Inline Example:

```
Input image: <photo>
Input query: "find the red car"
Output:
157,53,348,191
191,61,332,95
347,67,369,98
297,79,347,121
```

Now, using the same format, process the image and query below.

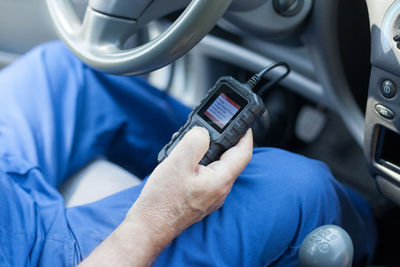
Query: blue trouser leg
67,149,376,267
0,41,376,266
0,41,188,266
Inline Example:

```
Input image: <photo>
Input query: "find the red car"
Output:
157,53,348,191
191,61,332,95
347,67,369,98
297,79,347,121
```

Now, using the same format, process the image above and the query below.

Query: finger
207,129,253,182
167,126,210,172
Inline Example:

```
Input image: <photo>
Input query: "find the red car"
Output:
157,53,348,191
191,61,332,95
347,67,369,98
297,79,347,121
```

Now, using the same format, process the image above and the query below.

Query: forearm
79,221,166,267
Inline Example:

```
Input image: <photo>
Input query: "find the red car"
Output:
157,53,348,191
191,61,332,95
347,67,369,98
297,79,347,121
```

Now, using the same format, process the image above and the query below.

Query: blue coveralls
0,41,375,266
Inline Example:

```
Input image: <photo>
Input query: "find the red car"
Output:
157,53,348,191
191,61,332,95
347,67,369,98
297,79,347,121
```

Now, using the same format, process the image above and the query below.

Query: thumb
167,127,210,172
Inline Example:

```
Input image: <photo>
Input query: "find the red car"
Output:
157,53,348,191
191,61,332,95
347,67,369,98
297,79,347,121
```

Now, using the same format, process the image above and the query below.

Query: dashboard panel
365,0,400,205
219,0,313,40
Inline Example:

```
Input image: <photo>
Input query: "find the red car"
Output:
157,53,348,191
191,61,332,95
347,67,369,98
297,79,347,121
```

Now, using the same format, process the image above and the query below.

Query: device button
234,119,246,132
224,131,237,147
200,154,213,166
381,80,397,98
208,143,221,155
241,112,254,124
375,104,394,119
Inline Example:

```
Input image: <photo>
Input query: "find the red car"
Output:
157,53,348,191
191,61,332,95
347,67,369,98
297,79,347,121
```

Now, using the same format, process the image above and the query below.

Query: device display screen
204,93,240,128
199,84,248,133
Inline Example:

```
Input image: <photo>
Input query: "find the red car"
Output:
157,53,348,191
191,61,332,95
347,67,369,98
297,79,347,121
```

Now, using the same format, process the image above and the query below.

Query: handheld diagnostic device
157,76,265,165
157,62,290,165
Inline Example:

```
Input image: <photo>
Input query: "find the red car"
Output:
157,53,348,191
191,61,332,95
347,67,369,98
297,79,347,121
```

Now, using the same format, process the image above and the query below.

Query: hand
80,127,253,267
125,127,253,250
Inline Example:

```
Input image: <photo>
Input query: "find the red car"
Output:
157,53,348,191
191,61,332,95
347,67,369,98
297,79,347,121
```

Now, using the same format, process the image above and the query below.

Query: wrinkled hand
125,127,253,249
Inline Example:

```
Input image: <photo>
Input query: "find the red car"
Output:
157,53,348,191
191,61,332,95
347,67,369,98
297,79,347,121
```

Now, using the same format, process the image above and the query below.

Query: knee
34,41,84,76
240,148,375,264
247,147,337,197
239,148,341,226
13,41,84,89
219,148,343,264
16,41,90,100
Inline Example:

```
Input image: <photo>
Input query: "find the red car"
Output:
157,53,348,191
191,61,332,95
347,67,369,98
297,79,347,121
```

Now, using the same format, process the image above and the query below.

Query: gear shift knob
299,225,353,267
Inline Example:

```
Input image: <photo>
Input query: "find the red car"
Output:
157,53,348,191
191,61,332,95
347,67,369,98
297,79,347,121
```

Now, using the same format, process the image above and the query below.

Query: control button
375,104,394,119
223,131,237,147
381,79,397,98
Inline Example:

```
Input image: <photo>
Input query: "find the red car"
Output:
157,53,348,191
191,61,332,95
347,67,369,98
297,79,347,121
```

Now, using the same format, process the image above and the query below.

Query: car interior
1,0,400,265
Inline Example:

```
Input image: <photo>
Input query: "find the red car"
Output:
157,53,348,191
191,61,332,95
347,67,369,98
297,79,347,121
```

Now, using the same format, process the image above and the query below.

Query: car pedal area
295,105,327,143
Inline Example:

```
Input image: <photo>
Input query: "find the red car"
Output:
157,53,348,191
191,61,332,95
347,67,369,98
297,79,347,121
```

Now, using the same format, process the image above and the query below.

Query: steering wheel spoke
80,8,137,51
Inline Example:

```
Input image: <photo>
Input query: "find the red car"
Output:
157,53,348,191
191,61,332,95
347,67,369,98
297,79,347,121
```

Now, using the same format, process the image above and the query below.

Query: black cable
257,63,290,97
245,62,291,97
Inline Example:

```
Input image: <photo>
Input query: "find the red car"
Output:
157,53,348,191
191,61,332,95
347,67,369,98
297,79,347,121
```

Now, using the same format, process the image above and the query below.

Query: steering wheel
46,0,235,75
